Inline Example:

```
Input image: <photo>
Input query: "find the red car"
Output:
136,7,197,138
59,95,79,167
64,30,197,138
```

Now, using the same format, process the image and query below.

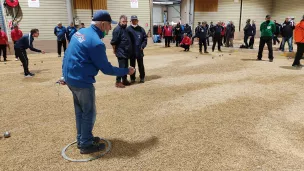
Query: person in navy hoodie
60,10,135,154
66,22,77,43
127,15,147,84
54,22,67,57
15,29,45,77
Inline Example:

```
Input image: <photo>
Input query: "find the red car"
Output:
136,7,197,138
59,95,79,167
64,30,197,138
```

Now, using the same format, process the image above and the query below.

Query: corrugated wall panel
242,0,272,36
5,0,68,40
272,0,303,24
194,0,240,31
75,0,151,38
0,4,6,33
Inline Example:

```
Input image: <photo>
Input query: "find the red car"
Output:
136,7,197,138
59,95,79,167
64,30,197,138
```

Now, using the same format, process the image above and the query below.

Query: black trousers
192,35,198,45
273,35,280,45
244,35,250,47
16,48,29,75
0,45,7,60
181,44,190,50
130,57,145,80
175,36,181,47
165,36,172,47
207,36,210,46
249,36,255,48
212,36,221,51
199,38,207,52
292,43,304,66
57,39,67,55
116,58,129,83
258,37,273,60
13,41,18,58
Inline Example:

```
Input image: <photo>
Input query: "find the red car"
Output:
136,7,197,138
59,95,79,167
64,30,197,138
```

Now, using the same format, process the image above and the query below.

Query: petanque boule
4,131,10,138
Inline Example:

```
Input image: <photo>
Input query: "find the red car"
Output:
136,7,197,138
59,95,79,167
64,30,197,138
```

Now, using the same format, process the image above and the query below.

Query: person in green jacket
257,15,276,62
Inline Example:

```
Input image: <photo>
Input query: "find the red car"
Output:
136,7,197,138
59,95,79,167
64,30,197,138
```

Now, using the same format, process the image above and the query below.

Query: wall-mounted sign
28,0,40,8
131,0,138,8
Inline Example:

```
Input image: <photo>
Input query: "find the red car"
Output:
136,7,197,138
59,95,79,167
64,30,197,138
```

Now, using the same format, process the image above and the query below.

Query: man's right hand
128,67,135,75
41,50,45,54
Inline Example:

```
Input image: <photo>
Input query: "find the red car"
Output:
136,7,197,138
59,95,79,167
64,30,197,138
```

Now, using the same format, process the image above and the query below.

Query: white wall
272,0,303,24
168,4,181,23
153,4,163,25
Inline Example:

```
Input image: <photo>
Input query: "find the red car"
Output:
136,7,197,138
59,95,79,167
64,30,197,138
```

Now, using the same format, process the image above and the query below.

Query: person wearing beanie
292,15,304,67
257,15,276,62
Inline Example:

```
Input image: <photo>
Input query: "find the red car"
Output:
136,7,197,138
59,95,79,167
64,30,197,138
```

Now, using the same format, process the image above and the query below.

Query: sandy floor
1,41,304,171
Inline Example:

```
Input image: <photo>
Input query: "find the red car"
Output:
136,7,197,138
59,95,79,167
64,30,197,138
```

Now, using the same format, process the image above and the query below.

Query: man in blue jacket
127,15,147,83
66,22,77,43
15,29,45,77
111,15,132,88
54,22,67,57
60,10,135,154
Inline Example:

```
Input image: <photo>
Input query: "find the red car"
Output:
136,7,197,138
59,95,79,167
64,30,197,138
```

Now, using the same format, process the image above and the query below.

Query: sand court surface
1,43,304,170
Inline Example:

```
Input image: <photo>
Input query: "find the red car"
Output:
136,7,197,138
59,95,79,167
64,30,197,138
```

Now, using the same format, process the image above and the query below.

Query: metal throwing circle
61,138,112,162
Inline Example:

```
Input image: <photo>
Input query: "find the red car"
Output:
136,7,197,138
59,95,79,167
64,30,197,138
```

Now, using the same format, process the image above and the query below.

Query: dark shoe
28,72,35,76
269,59,273,62
184,49,186,51
80,143,106,154
115,82,125,88
4,59,7,61
78,137,101,149
204,51,209,54
139,79,145,83
122,80,131,86
58,55,61,57
131,80,136,84
256,58,262,61
218,50,222,52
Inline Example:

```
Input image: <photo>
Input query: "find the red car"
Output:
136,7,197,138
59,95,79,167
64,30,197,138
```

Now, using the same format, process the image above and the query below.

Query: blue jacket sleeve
29,39,41,52
110,27,120,45
54,27,57,36
141,28,147,49
89,43,129,76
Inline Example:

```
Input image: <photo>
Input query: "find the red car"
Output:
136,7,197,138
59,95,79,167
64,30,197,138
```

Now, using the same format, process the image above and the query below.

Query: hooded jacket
62,25,129,88
111,24,132,59
294,20,304,43
281,21,295,38
127,25,147,59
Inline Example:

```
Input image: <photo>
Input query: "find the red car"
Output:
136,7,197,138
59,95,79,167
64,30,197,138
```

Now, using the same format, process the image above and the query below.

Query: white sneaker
25,74,33,78
15,58,19,61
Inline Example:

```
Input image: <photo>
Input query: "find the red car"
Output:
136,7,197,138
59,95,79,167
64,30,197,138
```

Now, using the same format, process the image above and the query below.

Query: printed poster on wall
28,0,40,8
130,0,138,8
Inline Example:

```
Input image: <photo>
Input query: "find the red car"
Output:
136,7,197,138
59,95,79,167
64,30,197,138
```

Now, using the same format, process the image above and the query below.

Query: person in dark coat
211,21,223,52
184,24,192,37
198,21,209,53
280,17,295,52
206,22,210,46
174,22,182,47
66,22,77,42
111,15,132,88
225,21,235,47
249,20,256,49
192,22,201,45
54,22,67,57
243,19,253,48
209,22,215,44
127,15,148,83
273,20,281,45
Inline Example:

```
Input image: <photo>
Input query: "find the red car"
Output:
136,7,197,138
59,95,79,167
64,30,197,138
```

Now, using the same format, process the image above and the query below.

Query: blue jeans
68,85,96,148
281,37,293,52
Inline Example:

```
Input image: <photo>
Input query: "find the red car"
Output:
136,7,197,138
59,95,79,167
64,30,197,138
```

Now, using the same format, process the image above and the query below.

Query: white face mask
132,24,138,28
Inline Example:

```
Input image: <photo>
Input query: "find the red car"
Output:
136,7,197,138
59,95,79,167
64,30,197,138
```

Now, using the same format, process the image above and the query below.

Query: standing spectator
111,15,132,88
163,22,173,47
249,20,256,49
66,22,77,43
127,15,148,84
221,22,226,46
54,22,67,57
11,24,23,61
184,24,192,37
174,22,182,47
257,15,276,62
243,19,253,48
211,21,223,52
0,27,8,62
225,21,235,47
180,33,191,51
280,17,295,52
192,22,201,45
292,15,304,67
206,22,210,46
198,21,209,53
273,20,281,45
209,21,215,44
79,23,85,30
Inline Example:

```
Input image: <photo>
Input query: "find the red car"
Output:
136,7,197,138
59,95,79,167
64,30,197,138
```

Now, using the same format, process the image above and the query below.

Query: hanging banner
28,0,40,8
130,0,138,8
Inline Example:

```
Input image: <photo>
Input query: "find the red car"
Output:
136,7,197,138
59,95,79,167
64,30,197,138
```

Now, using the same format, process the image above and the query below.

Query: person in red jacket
163,22,173,47
221,22,226,46
0,27,8,61
180,33,191,51
11,24,23,60
292,15,304,67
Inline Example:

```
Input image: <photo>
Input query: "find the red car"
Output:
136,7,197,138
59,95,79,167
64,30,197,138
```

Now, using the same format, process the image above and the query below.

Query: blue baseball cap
92,10,117,24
